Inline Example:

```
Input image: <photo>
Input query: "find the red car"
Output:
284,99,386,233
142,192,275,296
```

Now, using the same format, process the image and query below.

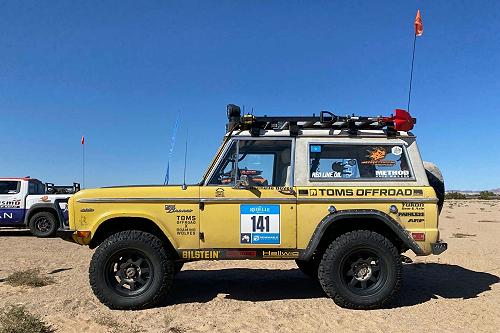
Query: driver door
200,138,296,250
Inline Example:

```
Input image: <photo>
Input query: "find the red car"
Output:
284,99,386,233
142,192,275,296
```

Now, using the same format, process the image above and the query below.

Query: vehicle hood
71,185,200,202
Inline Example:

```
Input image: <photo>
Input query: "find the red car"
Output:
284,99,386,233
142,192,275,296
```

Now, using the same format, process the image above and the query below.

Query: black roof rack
225,104,416,137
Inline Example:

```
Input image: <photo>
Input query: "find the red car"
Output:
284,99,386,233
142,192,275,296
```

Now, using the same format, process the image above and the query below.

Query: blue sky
1,1,499,190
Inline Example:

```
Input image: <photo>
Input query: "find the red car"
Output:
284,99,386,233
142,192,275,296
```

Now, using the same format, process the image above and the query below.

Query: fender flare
299,209,424,261
91,212,179,249
24,200,67,229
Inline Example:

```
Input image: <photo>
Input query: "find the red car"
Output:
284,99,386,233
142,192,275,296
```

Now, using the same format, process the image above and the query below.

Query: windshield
0,181,21,194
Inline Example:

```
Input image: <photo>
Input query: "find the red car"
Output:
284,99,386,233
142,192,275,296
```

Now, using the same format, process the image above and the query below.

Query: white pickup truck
0,177,80,237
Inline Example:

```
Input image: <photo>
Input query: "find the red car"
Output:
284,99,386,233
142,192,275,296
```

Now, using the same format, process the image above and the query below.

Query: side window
208,140,292,186
28,181,37,194
0,181,20,194
309,144,412,180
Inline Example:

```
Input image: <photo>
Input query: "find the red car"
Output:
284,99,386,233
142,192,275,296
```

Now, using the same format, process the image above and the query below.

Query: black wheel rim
104,249,154,297
339,248,386,296
35,217,51,233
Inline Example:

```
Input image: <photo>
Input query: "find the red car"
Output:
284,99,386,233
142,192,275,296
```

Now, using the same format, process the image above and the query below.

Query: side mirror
235,175,250,189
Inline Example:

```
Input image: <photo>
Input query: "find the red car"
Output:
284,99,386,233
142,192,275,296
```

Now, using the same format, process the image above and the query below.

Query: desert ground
0,200,499,333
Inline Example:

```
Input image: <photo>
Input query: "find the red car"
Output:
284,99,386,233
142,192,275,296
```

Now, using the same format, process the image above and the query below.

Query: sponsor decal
398,212,424,217
40,196,50,202
0,200,21,208
391,146,403,156
407,218,425,223
165,205,193,213
215,188,225,197
80,208,94,213
401,202,425,210
181,250,220,259
226,250,257,258
240,205,280,245
310,145,322,153
362,147,396,166
176,215,197,236
0,209,24,223
261,186,293,191
413,189,424,196
262,250,300,259
307,188,415,197
375,170,410,178
298,189,309,196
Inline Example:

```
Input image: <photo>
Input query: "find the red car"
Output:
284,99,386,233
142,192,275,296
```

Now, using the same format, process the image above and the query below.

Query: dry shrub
0,305,53,333
5,269,54,288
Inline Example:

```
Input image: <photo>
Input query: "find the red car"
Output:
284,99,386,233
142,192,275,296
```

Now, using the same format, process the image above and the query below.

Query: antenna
182,128,188,190
164,111,181,185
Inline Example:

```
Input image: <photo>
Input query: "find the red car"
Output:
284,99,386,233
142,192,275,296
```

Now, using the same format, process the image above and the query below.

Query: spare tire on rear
423,161,445,214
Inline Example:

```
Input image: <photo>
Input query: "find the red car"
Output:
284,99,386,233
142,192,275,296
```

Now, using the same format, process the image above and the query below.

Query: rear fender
299,209,424,261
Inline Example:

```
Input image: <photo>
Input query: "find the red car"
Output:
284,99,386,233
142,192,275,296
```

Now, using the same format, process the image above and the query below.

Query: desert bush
5,269,54,288
479,191,496,200
445,192,467,200
0,305,53,333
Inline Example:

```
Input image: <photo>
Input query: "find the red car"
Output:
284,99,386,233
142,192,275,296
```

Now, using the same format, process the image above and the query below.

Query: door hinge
199,232,205,241
199,202,205,210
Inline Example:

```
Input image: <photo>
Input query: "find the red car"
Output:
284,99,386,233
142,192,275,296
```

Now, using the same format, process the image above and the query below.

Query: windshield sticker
310,145,322,153
240,204,280,245
391,146,403,156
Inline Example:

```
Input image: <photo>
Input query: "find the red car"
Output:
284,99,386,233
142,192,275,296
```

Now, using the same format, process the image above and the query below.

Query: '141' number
251,215,270,232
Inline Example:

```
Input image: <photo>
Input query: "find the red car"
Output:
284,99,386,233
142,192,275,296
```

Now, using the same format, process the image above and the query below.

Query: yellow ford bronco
59,104,447,310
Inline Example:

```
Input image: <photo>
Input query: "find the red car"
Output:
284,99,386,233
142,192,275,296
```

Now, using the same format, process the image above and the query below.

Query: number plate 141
240,204,280,245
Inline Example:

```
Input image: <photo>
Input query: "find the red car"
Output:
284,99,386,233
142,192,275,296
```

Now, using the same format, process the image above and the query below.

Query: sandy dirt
0,200,499,333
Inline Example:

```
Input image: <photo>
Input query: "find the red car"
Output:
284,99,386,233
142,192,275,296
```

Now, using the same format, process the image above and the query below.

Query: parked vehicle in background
0,177,80,237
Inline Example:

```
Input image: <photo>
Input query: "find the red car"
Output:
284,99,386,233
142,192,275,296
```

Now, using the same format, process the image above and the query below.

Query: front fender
89,212,178,249
299,209,425,261
24,200,67,228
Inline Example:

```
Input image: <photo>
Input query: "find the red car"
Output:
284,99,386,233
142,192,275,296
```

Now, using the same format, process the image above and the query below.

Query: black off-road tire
29,211,58,238
89,230,174,310
174,262,184,275
318,230,402,309
295,259,320,279
423,161,445,214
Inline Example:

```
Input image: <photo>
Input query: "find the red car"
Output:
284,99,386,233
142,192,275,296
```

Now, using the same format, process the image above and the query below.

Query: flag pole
407,9,423,112
81,136,85,189
407,32,417,112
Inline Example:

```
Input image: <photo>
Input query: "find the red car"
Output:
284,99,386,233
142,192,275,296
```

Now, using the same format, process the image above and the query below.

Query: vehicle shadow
164,268,325,305
392,263,500,307
165,263,499,307
0,229,32,237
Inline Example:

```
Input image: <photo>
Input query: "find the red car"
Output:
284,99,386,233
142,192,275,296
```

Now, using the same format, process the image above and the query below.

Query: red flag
414,9,423,36
81,135,85,145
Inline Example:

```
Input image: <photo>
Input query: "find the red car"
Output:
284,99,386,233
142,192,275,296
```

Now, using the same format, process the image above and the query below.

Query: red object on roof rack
380,109,416,132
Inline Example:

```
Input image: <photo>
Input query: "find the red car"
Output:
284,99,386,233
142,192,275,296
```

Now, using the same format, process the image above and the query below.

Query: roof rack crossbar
225,104,415,137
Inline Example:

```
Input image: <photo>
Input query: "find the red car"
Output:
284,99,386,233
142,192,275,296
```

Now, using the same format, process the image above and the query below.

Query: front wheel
295,259,320,279
318,230,402,309
29,211,58,237
89,230,174,310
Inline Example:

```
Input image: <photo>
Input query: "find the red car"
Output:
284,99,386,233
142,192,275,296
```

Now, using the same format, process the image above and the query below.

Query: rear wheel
89,230,174,310
29,211,58,237
318,230,402,309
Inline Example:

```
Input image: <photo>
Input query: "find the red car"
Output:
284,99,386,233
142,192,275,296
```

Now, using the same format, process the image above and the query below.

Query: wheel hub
37,218,50,232
125,266,137,278
353,263,372,281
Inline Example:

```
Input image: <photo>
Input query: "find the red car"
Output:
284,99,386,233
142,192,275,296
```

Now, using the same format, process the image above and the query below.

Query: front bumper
431,241,448,255
56,229,76,243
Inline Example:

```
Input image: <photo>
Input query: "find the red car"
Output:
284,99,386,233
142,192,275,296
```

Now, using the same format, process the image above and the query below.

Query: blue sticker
310,145,322,153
